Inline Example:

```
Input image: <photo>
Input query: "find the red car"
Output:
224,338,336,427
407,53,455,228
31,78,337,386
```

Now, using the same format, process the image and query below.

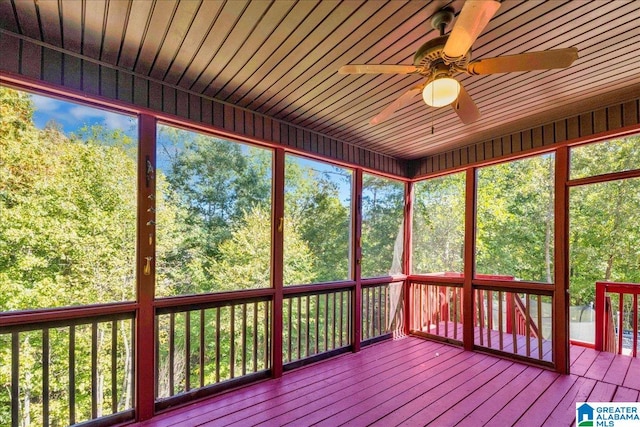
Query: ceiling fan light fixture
422,77,460,107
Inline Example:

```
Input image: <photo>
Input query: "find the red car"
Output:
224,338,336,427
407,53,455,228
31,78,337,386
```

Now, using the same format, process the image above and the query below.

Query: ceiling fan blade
443,0,500,61
452,83,480,124
370,82,426,125
338,64,418,74
467,47,579,74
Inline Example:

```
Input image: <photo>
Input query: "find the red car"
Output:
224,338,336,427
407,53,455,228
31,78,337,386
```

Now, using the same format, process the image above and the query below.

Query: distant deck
134,337,640,426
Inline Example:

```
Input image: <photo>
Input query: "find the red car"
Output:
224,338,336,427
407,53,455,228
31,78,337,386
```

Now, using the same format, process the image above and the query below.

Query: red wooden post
403,181,414,335
271,149,285,377
554,146,570,374
136,114,156,421
463,168,476,351
594,283,605,351
352,169,363,351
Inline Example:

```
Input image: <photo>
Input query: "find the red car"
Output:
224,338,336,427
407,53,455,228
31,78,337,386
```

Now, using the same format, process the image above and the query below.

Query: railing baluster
498,291,504,350
242,303,247,376
91,321,98,419
265,301,271,369
487,291,492,348
287,297,292,362
43,328,50,427
305,296,310,357
537,295,543,360
511,293,517,354
215,308,220,383
436,286,441,337
111,319,120,414
230,305,235,379
453,286,459,340
378,286,383,336
11,331,19,427
339,292,344,347
200,309,205,388
324,293,329,351
69,325,76,426
185,311,191,391
295,297,300,360
332,292,337,349
253,302,258,372
315,294,320,354
618,293,624,355
477,291,484,346
525,294,531,357
169,313,175,395
633,294,638,357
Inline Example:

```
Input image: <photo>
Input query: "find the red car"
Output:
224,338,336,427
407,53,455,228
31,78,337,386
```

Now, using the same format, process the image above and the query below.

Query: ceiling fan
338,0,579,126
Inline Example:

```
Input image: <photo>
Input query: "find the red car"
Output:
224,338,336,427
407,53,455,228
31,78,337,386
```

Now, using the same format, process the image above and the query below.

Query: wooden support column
136,114,156,421
554,146,570,373
463,168,477,351
271,148,285,377
403,181,414,335
352,169,363,352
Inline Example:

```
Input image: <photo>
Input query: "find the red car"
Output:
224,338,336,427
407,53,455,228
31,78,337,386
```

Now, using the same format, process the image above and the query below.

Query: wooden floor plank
542,376,596,426
396,360,517,426
228,341,457,426
365,355,501,427
622,356,640,390
288,348,480,426
570,346,599,376
423,361,529,426
485,369,559,426
584,350,616,381
604,352,633,385
587,381,617,402
457,365,545,426
130,338,640,427
200,339,442,426
613,386,640,401
144,337,426,426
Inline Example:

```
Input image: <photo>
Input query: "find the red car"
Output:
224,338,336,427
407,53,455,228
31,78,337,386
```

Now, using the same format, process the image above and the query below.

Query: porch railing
0,304,136,427
475,288,552,363
595,281,640,357
154,294,272,411
361,281,405,343
409,280,463,344
282,287,351,367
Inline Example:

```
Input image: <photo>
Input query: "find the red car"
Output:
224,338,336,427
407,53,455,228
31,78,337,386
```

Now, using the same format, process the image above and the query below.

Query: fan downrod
430,7,454,36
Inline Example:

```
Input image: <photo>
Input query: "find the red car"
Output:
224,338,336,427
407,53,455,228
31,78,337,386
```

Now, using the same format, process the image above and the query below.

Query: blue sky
30,93,137,136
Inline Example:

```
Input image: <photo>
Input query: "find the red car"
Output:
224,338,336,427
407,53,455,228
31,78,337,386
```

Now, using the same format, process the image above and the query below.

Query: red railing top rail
596,281,640,294
595,281,640,355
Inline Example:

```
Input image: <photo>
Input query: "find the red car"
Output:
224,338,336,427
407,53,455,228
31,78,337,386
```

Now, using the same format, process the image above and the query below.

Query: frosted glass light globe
422,77,461,107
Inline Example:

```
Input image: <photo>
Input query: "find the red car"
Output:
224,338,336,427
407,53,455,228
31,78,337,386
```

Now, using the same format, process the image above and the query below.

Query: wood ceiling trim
133,0,179,76
231,0,367,110
0,0,19,33
35,0,61,47
211,0,320,103
117,0,153,70
206,0,297,99
13,0,40,41
100,0,130,64
274,4,437,124
257,0,417,116
191,0,272,96
147,0,202,81
60,0,82,53
222,0,340,106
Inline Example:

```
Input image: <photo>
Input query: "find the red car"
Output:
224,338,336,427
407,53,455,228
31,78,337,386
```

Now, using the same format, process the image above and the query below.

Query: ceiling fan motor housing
413,35,470,76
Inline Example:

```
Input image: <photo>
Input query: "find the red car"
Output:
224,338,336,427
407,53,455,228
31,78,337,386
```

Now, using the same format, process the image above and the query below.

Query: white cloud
29,93,136,136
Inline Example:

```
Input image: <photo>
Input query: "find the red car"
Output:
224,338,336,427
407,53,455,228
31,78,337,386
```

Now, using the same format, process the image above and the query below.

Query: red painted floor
133,337,640,426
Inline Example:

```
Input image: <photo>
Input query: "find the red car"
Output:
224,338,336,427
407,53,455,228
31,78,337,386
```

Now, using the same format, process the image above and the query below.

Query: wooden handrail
595,281,640,357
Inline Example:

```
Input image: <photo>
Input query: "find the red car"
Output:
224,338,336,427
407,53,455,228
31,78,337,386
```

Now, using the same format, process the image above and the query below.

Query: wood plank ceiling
1,0,639,160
